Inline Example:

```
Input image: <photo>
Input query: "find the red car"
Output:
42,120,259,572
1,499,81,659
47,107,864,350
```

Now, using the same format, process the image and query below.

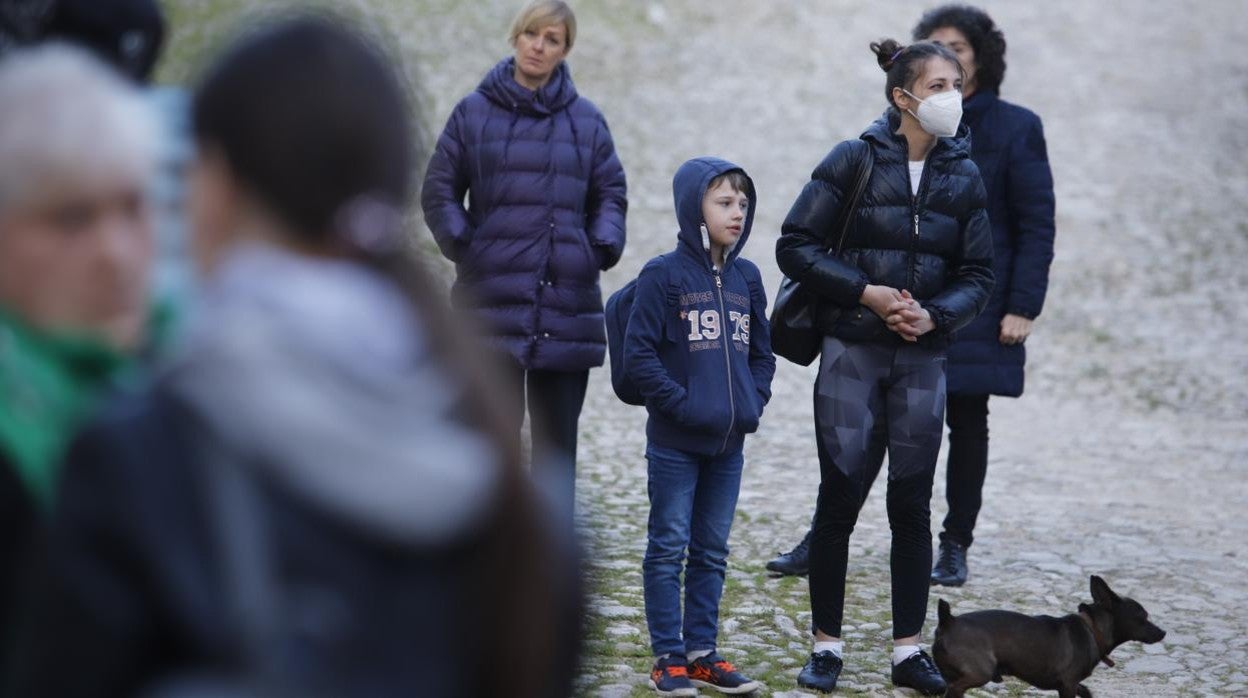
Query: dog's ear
1091,575,1120,606
938,598,953,627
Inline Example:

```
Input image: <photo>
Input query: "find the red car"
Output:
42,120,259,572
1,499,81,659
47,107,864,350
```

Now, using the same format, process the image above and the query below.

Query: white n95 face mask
904,89,962,137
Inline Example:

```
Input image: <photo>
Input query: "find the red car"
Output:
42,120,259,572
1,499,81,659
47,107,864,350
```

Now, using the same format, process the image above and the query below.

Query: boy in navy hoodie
624,158,776,696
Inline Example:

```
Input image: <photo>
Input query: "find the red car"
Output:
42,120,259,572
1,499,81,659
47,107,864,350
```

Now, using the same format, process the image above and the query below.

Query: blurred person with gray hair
0,42,165,654
0,0,189,297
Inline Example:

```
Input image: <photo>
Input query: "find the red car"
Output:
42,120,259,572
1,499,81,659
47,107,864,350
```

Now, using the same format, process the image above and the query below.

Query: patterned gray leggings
808,336,946,639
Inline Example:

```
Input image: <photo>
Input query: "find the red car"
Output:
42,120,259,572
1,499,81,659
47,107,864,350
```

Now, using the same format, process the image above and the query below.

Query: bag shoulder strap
739,259,765,303
656,252,681,306
832,140,875,254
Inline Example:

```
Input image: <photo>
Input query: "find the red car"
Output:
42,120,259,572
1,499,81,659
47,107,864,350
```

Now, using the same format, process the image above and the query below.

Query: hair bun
870,38,905,72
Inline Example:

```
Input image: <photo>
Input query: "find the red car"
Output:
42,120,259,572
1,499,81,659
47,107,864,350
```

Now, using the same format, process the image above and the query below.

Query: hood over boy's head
671,156,756,263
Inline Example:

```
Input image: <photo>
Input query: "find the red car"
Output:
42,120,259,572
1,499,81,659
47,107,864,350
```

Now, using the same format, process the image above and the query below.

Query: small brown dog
933,575,1165,698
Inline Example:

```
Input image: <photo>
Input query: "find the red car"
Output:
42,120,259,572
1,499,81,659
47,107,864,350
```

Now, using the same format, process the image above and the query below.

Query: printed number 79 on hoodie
686,310,750,344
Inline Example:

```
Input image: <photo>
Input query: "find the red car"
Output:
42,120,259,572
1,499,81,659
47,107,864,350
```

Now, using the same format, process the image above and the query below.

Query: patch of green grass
158,0,277,85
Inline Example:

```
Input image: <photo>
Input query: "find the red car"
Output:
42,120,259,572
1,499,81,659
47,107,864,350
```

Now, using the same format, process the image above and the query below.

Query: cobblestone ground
576,375,1247,697
164,1,1248,695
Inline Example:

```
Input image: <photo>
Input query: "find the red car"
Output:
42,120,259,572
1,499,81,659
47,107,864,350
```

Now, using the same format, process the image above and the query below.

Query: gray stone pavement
574,365,1247,696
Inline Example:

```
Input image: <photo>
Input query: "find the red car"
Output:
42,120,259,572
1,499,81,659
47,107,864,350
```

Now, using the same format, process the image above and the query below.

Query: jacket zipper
908,151,935,292
910,212,919,291
713,269,736,454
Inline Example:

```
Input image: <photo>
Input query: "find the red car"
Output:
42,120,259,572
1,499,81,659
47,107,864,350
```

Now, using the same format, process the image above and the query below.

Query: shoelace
937,544,965,571
811,652,839,672
706,659,738,676
661,665,690,678
910,652,940,674
691,656,736,676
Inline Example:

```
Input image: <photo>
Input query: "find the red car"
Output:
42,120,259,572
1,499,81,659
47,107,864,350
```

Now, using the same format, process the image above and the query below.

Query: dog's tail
937,598,954,628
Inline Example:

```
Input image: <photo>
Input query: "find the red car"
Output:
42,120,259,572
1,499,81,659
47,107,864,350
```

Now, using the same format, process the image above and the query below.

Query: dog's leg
943,677,981,698
1076,683,1092,698
1057,684,1081,698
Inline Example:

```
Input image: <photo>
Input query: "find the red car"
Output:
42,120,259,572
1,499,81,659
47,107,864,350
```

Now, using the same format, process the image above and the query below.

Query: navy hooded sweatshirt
623,158,775,457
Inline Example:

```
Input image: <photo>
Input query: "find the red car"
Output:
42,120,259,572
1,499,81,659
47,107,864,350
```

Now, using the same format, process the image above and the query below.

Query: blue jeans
642,443,744,657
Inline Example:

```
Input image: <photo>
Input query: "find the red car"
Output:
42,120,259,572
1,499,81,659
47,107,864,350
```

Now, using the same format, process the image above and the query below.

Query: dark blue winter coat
421,58,627,371
777,109,994,348
946,91,1055,397
623,158,776,457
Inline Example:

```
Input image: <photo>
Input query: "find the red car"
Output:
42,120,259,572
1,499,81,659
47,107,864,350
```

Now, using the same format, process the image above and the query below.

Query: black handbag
770,143,875,365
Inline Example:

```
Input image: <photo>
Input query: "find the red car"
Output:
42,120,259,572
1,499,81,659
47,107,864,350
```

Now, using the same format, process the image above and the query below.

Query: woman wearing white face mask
776,38,994,695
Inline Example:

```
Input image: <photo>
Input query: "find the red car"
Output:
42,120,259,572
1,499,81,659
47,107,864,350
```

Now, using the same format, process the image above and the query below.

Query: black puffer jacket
777,109,994,348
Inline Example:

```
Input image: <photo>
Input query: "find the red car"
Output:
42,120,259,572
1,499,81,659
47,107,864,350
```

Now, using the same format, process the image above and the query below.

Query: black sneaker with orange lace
687,651,761,694
649,655,697,697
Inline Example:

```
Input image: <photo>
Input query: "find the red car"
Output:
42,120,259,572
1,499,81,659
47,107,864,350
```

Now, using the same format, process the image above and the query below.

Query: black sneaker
891,650,946,695
796,650,842,693
765,528,811,576
688,652,760,694
930,540,968,587
649,655,697,697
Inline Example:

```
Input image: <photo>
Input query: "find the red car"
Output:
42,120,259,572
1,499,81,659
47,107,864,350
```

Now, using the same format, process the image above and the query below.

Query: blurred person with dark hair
421,0,628,520
0,43,162,654
913,4,1056,588
5,16,577,698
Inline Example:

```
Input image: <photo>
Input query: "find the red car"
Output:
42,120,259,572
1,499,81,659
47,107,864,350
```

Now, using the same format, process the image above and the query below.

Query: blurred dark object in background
0,0,55,52
0,0,163,81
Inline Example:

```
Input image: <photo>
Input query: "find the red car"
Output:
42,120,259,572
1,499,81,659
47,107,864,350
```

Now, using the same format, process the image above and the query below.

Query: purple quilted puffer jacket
421,57,627,370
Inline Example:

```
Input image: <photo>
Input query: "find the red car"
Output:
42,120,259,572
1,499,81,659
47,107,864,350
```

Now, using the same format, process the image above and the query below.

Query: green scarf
0,309,151,511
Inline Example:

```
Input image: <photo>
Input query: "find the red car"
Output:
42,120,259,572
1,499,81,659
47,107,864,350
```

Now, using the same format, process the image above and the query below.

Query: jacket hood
477,57,578,116
671,157,757,269
862,107,972,162
165,242,500,547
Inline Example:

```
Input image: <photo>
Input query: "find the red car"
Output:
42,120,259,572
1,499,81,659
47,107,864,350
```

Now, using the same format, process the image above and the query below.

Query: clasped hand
861,285,934,342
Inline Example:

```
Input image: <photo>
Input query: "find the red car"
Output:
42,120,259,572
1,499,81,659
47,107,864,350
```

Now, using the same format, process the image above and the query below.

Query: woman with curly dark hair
914,5,1056,588
913,4,1007,96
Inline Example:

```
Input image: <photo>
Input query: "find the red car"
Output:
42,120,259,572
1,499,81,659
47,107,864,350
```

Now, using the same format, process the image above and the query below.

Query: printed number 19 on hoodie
686,310,750,343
